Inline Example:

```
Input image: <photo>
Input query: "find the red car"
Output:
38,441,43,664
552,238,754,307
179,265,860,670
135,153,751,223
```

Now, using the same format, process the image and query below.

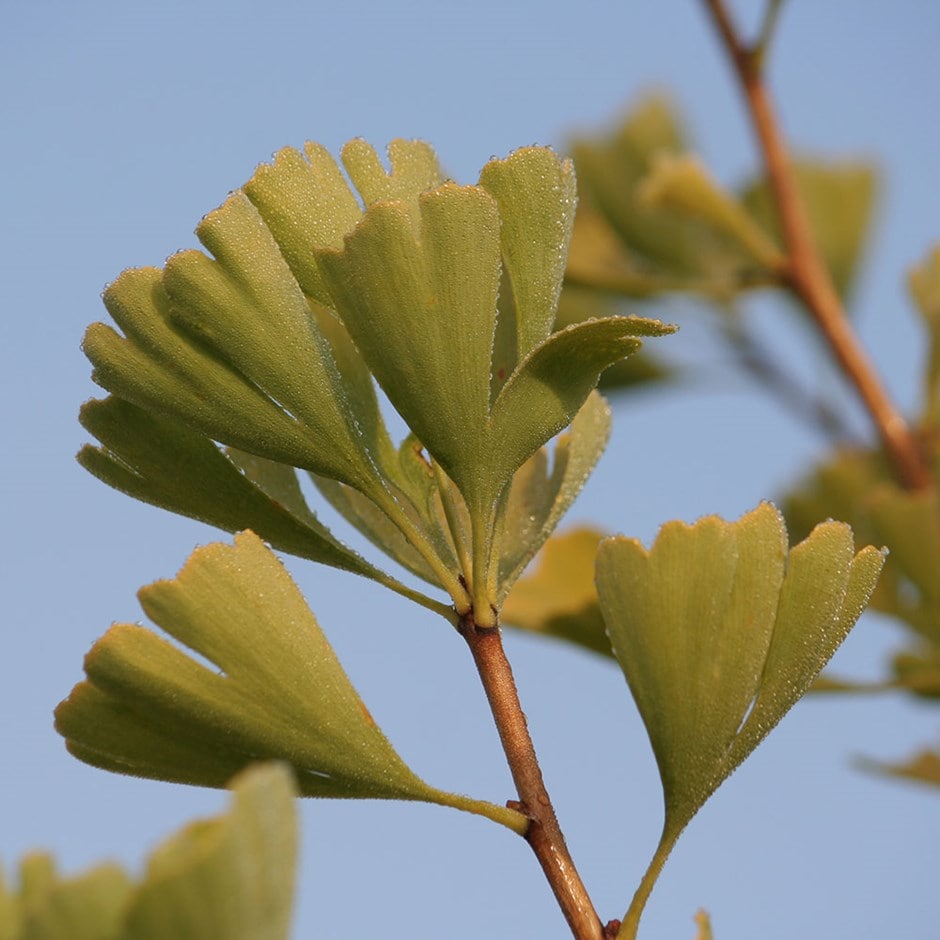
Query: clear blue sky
2,1,938,937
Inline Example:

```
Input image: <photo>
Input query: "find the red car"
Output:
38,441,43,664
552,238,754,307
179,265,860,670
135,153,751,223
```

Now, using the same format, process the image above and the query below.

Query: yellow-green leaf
13,858,131,940
639,154,783,272
859,749,940,789
741,159,878,299
78,397,390,583
479,147,577,362
1,765,299,940
315,184,502,502
496,392,611,602
502,526,610,656
597,504,884,936
55,533,524,833
909,245,940,423
122,763,296,940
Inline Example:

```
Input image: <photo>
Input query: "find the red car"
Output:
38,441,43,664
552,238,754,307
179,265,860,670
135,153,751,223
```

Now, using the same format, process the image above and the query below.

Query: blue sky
2,1,938,937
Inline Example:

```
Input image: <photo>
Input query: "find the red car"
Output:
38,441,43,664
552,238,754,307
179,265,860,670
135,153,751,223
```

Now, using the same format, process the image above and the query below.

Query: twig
459,613,603,940
721,310,862,444
702,0,932,490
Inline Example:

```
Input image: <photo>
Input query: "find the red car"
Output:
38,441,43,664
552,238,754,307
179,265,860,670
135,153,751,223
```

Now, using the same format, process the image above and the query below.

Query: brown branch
459,613,603,940
702,0,932,490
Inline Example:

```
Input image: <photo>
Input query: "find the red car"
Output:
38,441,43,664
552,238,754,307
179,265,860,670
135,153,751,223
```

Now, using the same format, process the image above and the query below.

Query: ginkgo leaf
597,504,884,938
122,763,297,940
501,526,610,657
315,147,673,622
242,139,445,307
85,214,383,495
496,392,611,602
83,136,669,626
858,749,940,789
639,154,783,272
485,316,672,500
741,159,878,299
1,765,298,940
55,532,525,833
3,855,132,940
908,245,940,422
570,96,746,287
479,147,577,362
78,396,385,581
342,138,446,220
312,472,452,586
315,184,502,502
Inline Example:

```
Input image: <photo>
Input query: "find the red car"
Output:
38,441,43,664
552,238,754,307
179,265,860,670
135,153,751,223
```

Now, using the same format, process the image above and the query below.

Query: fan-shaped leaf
597,504,884,936
122,763,296,940
78,397,386,582
639,154,783,271
741,159,878,299
501,527,610,656
55,533,524,833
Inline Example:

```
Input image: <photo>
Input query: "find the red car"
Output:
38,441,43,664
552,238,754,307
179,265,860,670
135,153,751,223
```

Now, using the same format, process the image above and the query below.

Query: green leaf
241,144,363,305
554,284,674,393
858,749,940,789
741,158,878,298
315,184,502,502
486,317,672,501
1,765,299,940
908,245,940,422
312,470,454,586
342,138,446,220
86,225,381,494
314,147,672,621
84,270,330,473
496,392,611,602
55,533,525,833
77,396,388,582
597,504,884,936
570,96,749,289
479,147,577,362
12,857,131,940
122,763,296,940
501,526,610,656
638,154,783,272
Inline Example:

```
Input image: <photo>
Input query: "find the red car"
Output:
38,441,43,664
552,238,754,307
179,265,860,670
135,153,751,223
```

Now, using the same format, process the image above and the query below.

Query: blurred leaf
908,246,940,423
741,159,878,298
502,526,611,657
8,856,131,940
859,749,940,790
598,504,883,935
694,910,714,940
890,650,940,698
1,765,298,940
782,447,902,613
56,533,525,833
570,96,757,292
639,154,783,272
122,763,296,940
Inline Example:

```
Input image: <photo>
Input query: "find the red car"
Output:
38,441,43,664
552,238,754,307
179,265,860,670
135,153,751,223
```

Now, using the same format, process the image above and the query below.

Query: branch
459,613,604,940
702,0,932,490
